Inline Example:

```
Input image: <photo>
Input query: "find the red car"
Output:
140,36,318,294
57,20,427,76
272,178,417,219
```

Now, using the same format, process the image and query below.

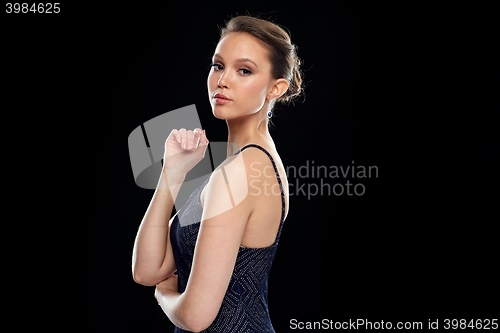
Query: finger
199,129,209,146
170,129,181,144
193,128,202,149
186,130,194,150
179,128,187,149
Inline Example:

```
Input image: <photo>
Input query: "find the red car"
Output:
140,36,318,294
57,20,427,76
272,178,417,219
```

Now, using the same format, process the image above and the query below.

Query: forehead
214,32,270,66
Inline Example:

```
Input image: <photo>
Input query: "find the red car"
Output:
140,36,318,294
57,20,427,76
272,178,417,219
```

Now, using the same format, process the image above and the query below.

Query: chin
212,103,229,119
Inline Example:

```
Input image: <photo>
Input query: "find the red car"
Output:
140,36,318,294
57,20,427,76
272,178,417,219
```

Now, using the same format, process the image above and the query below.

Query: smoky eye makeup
208,62,253,75
208,63,223,70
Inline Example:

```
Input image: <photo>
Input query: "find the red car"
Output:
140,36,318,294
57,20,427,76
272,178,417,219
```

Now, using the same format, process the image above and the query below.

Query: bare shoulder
202,153,253,222
237,147,271,178
214,143,277,181
200,141,288,221
241,142,289,221
239,142,286,178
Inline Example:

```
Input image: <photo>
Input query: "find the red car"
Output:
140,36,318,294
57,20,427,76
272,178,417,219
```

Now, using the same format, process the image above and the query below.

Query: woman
132,15,305,332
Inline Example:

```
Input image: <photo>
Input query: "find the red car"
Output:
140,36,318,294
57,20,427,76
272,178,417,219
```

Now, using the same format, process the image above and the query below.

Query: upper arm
180,153,254,330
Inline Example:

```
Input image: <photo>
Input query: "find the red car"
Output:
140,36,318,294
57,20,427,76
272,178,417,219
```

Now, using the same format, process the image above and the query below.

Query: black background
2,1,498,331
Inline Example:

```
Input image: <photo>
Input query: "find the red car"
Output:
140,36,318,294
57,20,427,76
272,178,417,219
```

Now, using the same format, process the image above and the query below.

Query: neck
226,112,271,157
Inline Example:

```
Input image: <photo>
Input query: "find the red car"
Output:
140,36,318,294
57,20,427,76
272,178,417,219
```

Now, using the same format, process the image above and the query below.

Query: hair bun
277,49,305,105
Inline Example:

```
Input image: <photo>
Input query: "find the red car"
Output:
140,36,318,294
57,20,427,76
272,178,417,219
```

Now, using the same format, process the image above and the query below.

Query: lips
214,93,231,100
213,93,232,105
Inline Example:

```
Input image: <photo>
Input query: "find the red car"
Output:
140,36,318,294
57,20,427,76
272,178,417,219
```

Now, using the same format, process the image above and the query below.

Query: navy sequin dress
170,144,286,332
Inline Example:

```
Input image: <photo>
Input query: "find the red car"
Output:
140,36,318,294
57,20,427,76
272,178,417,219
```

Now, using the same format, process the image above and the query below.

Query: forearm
132,169,185,282
157,290,192,331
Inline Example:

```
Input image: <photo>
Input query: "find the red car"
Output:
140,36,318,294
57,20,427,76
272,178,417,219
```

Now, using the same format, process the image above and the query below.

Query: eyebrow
213,53,259,68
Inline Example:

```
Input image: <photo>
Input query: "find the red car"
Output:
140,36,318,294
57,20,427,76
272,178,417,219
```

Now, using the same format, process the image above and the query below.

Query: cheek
235,79,268,113
207,72,217,89
241,79,268,100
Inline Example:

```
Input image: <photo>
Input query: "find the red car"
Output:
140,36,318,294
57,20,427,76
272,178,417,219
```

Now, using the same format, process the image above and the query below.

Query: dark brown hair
219,15,305,106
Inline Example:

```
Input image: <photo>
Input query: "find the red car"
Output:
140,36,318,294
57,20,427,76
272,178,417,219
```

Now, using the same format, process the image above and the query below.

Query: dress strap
234,144,286,245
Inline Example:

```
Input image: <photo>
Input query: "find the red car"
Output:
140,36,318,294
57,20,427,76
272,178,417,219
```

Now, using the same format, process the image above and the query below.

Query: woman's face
207,32,276,120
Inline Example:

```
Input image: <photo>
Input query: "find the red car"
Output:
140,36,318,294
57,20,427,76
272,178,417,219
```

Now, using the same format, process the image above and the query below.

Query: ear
267,78,289,101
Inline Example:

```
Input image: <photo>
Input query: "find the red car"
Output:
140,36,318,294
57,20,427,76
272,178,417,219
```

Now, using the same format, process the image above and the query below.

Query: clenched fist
163,128,209,174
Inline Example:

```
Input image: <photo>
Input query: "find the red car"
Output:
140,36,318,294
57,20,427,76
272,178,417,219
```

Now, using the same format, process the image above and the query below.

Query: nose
217,70,229,89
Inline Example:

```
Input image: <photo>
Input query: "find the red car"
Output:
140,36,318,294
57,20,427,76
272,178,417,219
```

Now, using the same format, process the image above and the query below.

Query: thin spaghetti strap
235,144,286,244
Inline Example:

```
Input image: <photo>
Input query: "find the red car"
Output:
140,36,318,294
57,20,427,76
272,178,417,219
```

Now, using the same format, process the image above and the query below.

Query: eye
239,68,252,75
209,63,223,71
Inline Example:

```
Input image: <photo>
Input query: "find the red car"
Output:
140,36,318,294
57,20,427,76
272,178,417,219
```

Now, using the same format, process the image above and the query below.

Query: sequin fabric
170,144,286,332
